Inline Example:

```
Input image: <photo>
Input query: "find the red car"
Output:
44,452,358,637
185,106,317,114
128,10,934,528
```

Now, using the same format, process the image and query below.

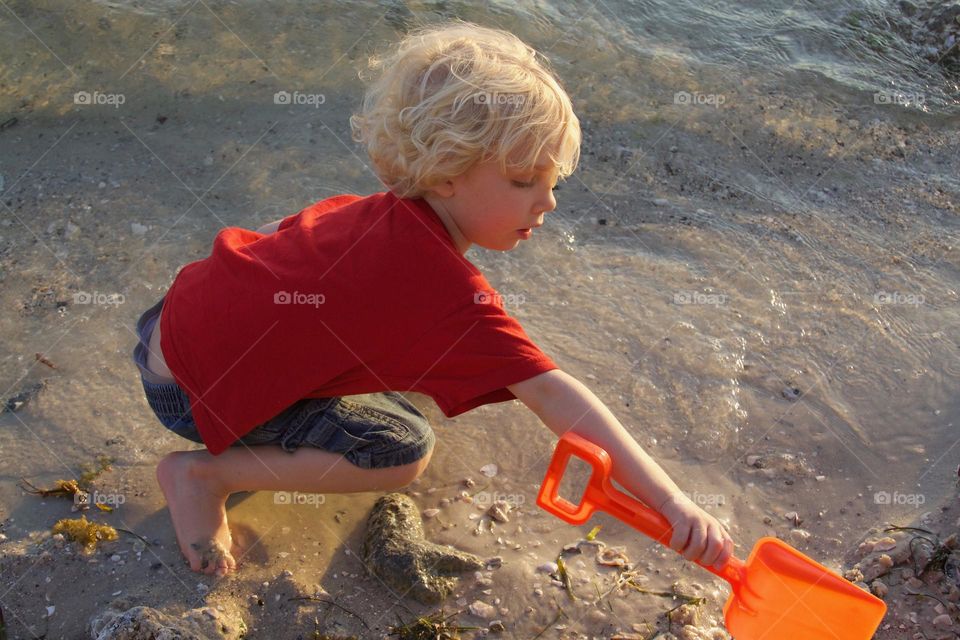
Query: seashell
932,614,953,627
487,500,511,523
596,546,630,568
870,580,888,598
872,536,897,552
422,508,441,518
480,464,498,477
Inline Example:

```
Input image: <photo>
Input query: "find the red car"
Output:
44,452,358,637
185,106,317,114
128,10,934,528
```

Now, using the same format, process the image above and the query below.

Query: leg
155,444,432,576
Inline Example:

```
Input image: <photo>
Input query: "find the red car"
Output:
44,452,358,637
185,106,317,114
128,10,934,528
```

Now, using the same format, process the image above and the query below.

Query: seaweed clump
388,610,478,640
52,515,118,551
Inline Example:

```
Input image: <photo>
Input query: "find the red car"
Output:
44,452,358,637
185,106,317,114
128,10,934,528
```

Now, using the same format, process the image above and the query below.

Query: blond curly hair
350,21,581,198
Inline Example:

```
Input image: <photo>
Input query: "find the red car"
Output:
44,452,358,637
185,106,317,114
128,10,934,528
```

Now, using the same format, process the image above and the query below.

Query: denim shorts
131,296,435,469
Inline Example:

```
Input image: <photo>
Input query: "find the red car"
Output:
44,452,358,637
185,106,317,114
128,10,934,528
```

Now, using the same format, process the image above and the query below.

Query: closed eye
511,180,535,188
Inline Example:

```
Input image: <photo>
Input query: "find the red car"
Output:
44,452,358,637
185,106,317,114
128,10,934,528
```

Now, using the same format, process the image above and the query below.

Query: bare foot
156,451,238,576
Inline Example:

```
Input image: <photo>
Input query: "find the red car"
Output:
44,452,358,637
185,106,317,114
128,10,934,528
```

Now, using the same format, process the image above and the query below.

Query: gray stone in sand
362,493,483,604
88,597,244,640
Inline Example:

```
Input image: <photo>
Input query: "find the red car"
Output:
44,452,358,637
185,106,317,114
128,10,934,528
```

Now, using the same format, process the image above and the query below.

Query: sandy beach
1,1,959,638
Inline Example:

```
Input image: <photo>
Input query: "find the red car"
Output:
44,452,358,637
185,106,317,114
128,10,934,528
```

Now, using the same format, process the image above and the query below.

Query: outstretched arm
508,369,733,569
255,219,283,235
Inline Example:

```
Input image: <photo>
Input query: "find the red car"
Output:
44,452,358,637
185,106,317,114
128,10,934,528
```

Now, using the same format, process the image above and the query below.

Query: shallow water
1,1,958,638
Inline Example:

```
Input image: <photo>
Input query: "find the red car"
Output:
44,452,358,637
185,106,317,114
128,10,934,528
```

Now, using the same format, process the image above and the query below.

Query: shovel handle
537,432,744,586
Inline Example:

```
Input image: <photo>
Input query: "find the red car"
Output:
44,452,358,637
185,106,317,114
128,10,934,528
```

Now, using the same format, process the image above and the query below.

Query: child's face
424,154,559,254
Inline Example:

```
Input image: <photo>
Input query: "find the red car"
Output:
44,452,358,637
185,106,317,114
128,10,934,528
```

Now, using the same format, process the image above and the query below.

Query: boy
131,22,733,577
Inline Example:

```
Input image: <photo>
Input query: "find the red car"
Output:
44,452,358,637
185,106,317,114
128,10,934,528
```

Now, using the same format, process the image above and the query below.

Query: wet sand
2,1,959,638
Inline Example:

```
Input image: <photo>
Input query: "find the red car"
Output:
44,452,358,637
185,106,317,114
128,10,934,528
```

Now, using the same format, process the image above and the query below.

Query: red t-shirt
159,191,558,454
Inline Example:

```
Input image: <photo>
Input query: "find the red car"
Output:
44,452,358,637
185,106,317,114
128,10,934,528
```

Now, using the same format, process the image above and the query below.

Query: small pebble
468,600,497,619
480,464,498,478
537,562,558,574
423,508,441,518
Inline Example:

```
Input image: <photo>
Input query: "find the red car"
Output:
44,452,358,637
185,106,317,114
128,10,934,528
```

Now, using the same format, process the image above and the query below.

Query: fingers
698,523,728,567
669,522,690,555
671,521,734,568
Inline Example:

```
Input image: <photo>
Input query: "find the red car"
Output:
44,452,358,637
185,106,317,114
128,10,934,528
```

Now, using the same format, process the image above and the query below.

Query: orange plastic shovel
537,432,886,639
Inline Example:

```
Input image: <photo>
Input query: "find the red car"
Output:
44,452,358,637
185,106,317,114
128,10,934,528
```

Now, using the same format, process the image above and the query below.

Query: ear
425,178,455,198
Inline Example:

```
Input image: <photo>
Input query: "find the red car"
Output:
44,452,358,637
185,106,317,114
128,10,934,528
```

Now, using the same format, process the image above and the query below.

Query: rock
536,562,558,574
88,598,244,639
362,493,483,604
781,387,802,401
468,600,497,619
130,222,149,235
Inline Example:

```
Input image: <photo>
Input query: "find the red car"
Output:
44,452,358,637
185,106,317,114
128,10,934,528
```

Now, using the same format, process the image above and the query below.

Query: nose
539,186,557,215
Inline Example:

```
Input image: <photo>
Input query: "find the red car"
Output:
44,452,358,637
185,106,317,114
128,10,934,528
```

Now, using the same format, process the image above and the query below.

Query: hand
658,493,734,570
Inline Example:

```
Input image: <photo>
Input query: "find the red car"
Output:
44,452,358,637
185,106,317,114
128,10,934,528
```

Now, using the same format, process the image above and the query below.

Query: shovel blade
724,537,885,640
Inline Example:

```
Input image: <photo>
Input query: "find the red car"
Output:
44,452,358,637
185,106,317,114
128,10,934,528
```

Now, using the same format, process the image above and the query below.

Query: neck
422,194,471,256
